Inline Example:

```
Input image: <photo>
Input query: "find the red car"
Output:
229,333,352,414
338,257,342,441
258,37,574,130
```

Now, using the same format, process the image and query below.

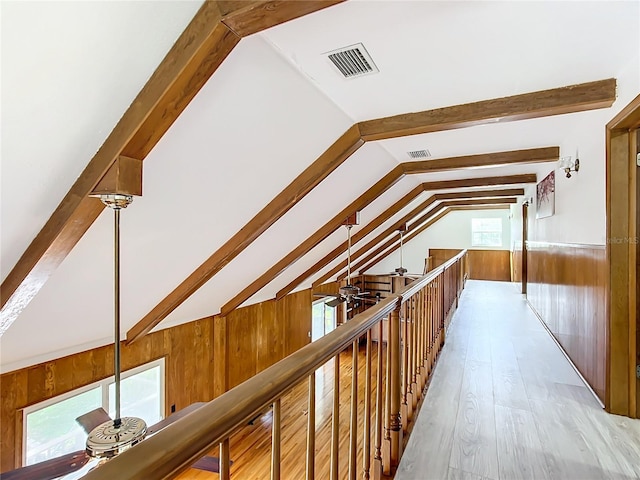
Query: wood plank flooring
397,280,640,480
176,342,386,480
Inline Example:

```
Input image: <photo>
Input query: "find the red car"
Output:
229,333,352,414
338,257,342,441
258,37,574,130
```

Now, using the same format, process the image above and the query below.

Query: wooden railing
83,250,468,480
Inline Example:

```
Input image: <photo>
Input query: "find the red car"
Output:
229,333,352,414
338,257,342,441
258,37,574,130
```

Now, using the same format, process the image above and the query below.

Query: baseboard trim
525,298,605,409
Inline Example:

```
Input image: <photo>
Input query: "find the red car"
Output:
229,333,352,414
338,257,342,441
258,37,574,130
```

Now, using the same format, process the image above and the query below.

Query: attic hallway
174,280,640,480
397,281,640,480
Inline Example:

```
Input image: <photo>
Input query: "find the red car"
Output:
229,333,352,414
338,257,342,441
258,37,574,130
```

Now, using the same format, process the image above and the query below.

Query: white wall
515,58,640,246
367,209,511,275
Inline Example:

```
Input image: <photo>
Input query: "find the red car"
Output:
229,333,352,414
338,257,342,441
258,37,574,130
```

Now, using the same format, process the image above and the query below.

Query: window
311,299,337,341
471,218,503,247
23,358,164,466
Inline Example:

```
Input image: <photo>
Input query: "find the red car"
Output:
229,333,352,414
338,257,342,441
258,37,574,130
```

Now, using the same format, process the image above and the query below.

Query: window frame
471,217,503,248
22,357,165,465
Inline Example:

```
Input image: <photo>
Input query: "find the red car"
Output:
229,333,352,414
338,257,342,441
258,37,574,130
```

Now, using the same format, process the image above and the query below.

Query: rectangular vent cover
326,43,379,78
407,149,431,159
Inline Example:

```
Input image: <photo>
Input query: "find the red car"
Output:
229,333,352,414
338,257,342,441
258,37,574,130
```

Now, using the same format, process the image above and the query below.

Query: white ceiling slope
0,0,204,280
2,1,639,371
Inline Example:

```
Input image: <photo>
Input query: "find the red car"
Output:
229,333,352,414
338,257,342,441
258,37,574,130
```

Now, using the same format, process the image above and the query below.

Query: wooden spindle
410,294,418,411
219,439,230,480
389,307,402,467
418,289,426,390
373,321,384,479
363,330,372,479
271,399,281,480
307,372,315,480
383,313,392,475
401,302,409,430
331,354,340,480
349,340,358,480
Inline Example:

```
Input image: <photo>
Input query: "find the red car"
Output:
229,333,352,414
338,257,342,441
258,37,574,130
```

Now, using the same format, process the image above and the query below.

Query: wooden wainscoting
430,249,511,281
0,319,215,471
526,241,607,403
512,248,522,283
0,290,311,473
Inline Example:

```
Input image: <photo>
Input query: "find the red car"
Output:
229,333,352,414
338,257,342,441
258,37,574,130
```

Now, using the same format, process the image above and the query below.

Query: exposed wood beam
325,193,520,285
356,202,515,275
186,158,539,316
128,125,364,342
275,184,424,300
355,208,453,277
218,165,404,316
219,1,345,37
278,174,536,299
421,173,537,191
403,147,558,174
358,79,617,141
1,0,344,334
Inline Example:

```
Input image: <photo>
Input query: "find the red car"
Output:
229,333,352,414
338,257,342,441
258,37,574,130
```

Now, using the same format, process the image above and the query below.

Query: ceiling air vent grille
407,149,431,159
326,43,379,78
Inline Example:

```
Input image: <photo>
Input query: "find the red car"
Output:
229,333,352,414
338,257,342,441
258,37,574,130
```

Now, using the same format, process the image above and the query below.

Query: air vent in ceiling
325,43,379,79
407,149,431,159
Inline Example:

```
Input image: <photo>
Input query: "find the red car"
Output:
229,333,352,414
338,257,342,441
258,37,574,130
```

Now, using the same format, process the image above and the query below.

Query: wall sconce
558,156,580,178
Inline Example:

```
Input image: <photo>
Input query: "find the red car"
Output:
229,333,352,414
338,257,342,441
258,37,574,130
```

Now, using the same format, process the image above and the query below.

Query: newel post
387,305,403,468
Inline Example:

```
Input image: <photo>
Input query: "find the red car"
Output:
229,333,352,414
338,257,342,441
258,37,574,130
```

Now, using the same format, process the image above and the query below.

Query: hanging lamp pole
395,228,408,276
102,194,132,425
346,224,353,285
86,193,147,459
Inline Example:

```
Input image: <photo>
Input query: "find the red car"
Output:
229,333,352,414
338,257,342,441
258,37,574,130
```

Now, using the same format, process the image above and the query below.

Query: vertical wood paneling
527,242,607,402
279,289,312,356
430,249,511,281
1,314,216,472
1,287,314,473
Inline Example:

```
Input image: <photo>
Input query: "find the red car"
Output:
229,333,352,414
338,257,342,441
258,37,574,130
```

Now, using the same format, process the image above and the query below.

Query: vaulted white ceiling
1,0,638,371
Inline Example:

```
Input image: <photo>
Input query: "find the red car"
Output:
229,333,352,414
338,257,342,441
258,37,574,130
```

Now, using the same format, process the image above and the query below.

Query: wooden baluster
429,283,435,373
373,321,384,480
401,302,409,431
389,307,402,467
422,287,427,386
411,294,418,410
307,372,315,480
271,399,281,480
349,340,358,480
383,314,392,475
441,274,445,348
419,291,424,391
219,439,230,480
363,330,372,479
331,354,340,480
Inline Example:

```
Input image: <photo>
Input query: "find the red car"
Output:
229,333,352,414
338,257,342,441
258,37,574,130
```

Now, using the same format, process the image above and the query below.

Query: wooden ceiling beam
358,78,616,141
403,147,558,174
275,184,424,300
324,193,519,285
218,165,404,316
421,173,537,191
1,0,344,335
219,1,345,37
356,201,515,275
277,174,534,298
355,207,452,276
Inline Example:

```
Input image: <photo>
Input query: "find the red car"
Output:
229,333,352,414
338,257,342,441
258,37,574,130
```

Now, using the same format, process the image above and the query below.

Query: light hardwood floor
397,280,640,480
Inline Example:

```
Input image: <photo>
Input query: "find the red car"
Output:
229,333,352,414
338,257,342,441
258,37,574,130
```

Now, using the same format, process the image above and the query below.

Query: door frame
522,201,529,295
606,93,640,417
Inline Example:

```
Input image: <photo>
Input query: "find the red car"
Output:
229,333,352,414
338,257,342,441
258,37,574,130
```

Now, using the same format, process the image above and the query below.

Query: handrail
84,294,401,480
83,249,468,480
